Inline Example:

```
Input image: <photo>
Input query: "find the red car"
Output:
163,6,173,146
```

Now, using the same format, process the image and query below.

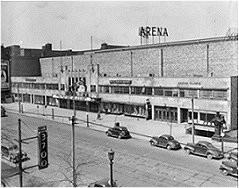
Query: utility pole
18,84,21,113
71,56,77,187
192,98,195,143
18,119,23,187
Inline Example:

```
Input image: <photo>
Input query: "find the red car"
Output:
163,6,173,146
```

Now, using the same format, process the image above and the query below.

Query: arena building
11,36,238,136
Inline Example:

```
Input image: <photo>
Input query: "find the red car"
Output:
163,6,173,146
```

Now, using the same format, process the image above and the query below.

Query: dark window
46,84,58,90
145,87,152,95
165,90,172,97
180,90,185,97
111,86,129,94
182,89,198,98
131,87,143,95
213,90,227,100
68,77,71,86
60,84,65,90
90,85,96,92
154,88,164,96
172,90,178,97
200,90,213,99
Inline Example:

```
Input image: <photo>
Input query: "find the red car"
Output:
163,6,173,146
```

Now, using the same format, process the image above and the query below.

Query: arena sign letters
139,26,169,38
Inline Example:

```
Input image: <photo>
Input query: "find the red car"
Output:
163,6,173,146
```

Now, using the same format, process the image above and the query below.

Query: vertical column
161,49,164,77
151,105,155,120
206,44,209,77
96,64,100,98
130,51,133,77
177,107,181,123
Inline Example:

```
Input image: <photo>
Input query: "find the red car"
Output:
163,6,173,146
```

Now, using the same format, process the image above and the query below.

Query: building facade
11,36,238,134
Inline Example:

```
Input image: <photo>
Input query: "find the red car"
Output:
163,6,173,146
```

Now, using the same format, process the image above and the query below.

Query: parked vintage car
1,144,30,164
149,134,181,150
88,178,118,187
184,141,224,160
106,126,131,139
224,148,238,162
1,106,6,117
219,160,238,177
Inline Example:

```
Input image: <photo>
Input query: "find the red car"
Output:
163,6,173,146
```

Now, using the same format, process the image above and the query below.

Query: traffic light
38,126,48,170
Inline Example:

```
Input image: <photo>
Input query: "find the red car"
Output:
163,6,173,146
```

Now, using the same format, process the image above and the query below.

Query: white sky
1,1,238,51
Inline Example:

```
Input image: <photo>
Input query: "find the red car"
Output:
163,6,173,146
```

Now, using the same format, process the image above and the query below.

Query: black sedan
219,160,238,177
149,134,181,150
106,126,131,139
184,141,224,160
224,148,238,162
88,178,118,187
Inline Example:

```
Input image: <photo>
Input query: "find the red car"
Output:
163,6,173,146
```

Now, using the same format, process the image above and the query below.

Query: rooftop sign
139,26,169,38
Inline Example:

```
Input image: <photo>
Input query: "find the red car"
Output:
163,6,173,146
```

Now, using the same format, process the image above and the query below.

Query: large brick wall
11,56,41,77
40,37,238,78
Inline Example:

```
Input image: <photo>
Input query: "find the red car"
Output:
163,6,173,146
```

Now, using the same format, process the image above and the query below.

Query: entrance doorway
180,108,188,123
154,106,177,123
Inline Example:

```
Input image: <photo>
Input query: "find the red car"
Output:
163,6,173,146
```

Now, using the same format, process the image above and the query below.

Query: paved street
1,111,238,187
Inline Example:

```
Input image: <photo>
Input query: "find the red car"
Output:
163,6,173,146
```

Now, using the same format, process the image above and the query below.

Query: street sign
38,126,48,170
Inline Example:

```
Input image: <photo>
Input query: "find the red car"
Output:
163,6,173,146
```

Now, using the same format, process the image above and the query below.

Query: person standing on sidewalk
97,111,101,120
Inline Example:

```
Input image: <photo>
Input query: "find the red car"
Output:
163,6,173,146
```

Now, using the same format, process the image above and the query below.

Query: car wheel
166,145,172,150
118,135,122,139
150,141,155,146
207,154,213,160
185,149,191,155
221,169,228,176
106,132,110,136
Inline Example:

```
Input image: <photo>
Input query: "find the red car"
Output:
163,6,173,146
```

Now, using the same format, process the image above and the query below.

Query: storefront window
47,96,58,106
34,95,45,105
99,85,109,93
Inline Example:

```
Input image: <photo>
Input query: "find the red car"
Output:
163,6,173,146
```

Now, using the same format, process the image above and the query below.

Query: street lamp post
85,97,91,127
108,149,115,187
191,98,195,143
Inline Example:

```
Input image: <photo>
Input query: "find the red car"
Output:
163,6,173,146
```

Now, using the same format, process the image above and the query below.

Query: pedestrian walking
97,111,101,120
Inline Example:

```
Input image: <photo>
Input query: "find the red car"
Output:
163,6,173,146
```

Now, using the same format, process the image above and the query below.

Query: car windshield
167,136,174,140
120,127,128,131
231,148,238,154
204,143,216,149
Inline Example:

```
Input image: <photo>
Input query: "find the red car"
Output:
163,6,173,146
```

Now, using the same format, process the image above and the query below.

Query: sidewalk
3,102,238,152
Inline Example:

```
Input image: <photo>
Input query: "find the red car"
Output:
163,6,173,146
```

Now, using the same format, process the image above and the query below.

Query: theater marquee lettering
177,82,201,87
109,80,132,84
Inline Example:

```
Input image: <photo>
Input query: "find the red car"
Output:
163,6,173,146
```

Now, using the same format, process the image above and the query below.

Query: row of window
99,85,227,100
12,82,61,90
